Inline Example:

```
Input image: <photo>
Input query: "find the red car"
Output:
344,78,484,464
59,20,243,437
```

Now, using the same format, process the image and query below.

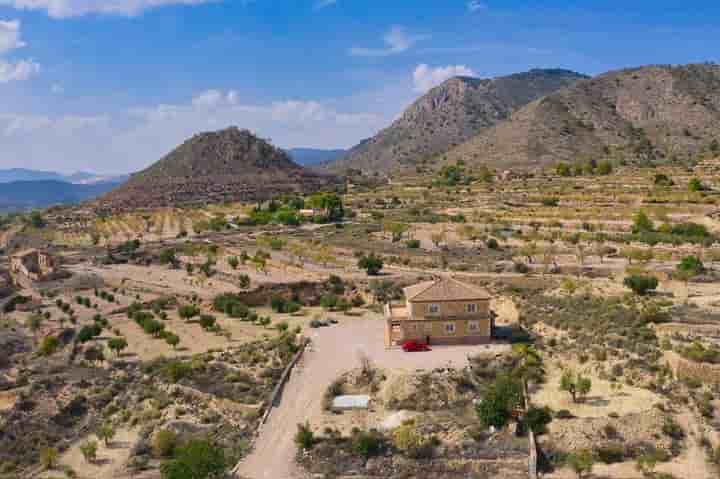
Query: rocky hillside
326,69,587,174
445,63,720,170
98,127,338,210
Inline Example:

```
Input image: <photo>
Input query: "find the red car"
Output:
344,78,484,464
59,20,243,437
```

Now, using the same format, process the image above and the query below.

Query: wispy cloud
348,26,428,57
0,0,218,18
412,64,476,92
466,1,487,12
314,0,336,9
0,19,40,83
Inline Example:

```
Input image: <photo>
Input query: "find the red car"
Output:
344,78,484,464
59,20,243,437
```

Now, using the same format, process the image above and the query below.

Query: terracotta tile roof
403,276,490,302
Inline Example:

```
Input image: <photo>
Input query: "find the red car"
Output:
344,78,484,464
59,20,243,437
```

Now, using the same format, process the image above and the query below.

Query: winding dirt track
235,318,507,479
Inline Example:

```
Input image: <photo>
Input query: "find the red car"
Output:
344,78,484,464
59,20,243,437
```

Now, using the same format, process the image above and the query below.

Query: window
466,303,477,313
468,321,480,333
428,304,440,315
424,322,433,333
445,322,456,334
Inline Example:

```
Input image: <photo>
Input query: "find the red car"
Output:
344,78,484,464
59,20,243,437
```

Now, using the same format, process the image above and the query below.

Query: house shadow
583,396,611,407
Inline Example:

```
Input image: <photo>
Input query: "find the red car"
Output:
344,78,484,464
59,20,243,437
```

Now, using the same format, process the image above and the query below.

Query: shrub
39,447,59,470
199,315,216,331
160,438,227,479
178,305,200,320
405,239,421,249
294,422,315,451
80,440,98,463
522,406,552,434
352,430,384,458
162,360,193,383
38,336,60,356
623,274,658,296
486,238,499,249
392,420,434,459
566,449,594,478
152,429,178,458
358,253,384,276
596,443,626,464
541,197,560,207
476,374,523,429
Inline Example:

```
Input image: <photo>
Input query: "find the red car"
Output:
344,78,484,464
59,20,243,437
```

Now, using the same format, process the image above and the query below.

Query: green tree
522,406,553,434
632,211,654,234
160,438,227,479
556,162,571,177
358,253,384,276
152,429,178,458
97,423,116,446
80,440,98,463
165,332,180,350
159,248,177,265
559,370,592,403
677,255,704,277
596,160,613,175
238,274,251,289
476,374,523,429
624,274,659,296
227,256,239,270
108,337,128,357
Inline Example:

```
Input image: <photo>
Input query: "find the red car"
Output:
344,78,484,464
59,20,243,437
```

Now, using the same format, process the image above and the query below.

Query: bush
352,430,384,458
39,447,59,470
199,315,216,331
486,238,499,249
522,406,552,434
596,444,626,464
162,360,193,383
152,429,178,458
541,197,560,207
476,374,523,429
80,440,98,463
77,324,101,343
358,253,384,276
38,336,60,356
405,239,421,249
392,420,434,459
178,304,200,320
160,438,227,479
294,422,315,451
623,274,658,296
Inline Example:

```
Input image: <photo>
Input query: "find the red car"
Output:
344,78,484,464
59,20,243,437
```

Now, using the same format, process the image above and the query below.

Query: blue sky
0,0,719,173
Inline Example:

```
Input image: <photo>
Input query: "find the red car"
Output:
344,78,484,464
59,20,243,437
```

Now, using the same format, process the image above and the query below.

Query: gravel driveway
235,317,508,479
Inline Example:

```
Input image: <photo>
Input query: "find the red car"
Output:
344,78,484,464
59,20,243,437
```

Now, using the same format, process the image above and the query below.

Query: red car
402,340,431,352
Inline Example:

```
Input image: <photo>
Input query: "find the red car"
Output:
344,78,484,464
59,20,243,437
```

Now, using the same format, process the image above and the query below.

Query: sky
0,0,719,174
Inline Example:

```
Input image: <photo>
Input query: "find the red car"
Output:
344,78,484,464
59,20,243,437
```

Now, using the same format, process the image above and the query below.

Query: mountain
0,180,121,212
98,127,339,210
444,63,720,170
0,169,128,185
287,148,347,166
326,68,588,174
0,168,65,183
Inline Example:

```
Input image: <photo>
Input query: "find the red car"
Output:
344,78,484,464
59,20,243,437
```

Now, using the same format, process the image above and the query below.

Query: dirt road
235,318,507,479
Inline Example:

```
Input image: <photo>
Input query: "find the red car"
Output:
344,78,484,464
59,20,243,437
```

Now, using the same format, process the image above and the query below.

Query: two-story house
384,276,494,347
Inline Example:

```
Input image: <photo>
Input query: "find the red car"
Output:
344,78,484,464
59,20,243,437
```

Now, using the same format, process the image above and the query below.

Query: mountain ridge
443,63,720,170
325,68,588,174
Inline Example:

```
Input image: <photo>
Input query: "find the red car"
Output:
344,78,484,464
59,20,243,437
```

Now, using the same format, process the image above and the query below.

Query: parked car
402,340,431,352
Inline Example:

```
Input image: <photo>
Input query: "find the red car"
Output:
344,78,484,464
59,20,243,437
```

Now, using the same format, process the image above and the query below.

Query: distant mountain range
0,180,123,212
286,148,347,166
0,168,128,185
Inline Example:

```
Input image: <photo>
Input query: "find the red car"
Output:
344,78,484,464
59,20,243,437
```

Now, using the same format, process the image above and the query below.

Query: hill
444,63,720,170
326,68,587,174
287,148,347,166
98,127,338,210
0,168,66,183
0,180,121,212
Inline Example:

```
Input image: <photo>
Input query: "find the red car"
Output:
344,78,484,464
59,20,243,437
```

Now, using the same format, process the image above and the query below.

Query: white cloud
314,0,336,9
0,19,40,82
0,19,25,54
0,0,216,18
412,64,476,92
51,83,64,93
0,58,39,82
0,89,390,172
467,0,486,12
349,26,428,57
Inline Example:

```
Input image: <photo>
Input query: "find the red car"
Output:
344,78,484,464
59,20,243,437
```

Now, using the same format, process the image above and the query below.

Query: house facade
10,249,57,284
384,276,494,347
